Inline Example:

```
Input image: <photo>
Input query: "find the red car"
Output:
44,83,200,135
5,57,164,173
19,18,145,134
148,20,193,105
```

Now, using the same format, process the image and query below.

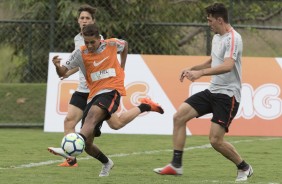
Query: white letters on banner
44,53,178,135
44,53,282,136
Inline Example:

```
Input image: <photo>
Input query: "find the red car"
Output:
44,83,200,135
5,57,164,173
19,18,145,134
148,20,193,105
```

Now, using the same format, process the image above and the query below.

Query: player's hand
179,68,190,82
60,74,69,80
60,72,70,80
185,70,203,82
52,55,61,67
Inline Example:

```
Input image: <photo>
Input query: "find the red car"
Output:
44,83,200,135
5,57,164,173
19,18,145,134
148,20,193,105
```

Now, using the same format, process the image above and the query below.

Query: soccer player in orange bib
52,23,164,177
48,5,163,173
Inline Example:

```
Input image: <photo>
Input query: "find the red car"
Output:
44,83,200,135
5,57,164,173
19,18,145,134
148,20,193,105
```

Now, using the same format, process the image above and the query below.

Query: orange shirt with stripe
80,39,126,100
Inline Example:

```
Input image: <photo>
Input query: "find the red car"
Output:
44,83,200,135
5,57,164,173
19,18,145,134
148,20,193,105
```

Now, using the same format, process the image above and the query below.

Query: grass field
0,129,281,184
0,83,46,124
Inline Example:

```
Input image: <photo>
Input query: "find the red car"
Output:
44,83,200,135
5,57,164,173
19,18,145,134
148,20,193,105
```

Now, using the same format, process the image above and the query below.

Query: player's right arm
61,67,79,80
52,49,83,78
179,58,212,82
52,55,68,77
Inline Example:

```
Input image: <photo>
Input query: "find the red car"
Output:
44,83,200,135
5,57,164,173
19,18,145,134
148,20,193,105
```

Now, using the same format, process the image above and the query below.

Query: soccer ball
61,133,85,156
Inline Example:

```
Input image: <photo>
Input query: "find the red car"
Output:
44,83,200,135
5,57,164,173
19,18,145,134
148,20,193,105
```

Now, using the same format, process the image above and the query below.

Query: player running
48,5,163,177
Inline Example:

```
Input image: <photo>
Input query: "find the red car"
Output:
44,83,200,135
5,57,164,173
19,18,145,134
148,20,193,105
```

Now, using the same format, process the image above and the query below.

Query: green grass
0,83,46,124
0,129,281,184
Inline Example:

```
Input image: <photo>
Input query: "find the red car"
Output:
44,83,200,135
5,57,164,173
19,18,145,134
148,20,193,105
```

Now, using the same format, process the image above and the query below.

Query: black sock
171,150,183,168
78,133,86,141
138,103,151,113
237,160,249,170
67,158,77,165
94,151,109,164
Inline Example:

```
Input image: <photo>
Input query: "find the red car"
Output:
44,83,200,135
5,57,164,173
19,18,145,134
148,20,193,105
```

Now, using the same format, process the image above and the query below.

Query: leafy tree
0,0,281,82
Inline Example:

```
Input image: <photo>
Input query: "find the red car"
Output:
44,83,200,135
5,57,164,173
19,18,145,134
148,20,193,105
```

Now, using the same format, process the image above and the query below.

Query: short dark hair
82,24,100,37
205,3,229,23
78,4,96,19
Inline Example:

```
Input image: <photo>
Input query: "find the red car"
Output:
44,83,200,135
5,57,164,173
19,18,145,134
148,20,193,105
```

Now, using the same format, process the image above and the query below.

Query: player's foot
58,159,78,167
140,98,164,114
153,163,183,175
99,158,114,177
47,147,75,160
235,165,253,182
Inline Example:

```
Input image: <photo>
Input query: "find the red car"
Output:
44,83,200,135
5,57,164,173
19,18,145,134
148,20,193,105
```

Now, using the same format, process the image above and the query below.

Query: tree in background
0,0,281,82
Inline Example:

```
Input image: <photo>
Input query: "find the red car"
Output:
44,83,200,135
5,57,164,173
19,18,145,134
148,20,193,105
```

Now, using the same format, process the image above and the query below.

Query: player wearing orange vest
52,23,164,176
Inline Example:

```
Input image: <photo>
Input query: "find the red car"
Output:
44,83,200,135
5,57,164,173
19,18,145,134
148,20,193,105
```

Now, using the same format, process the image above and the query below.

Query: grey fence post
49,0,55,52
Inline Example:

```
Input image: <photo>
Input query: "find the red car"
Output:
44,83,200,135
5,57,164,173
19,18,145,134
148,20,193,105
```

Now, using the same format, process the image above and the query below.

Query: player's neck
219,24,232,35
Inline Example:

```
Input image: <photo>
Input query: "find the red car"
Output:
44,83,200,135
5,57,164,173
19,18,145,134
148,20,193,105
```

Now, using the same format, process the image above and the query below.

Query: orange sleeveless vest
80,40,126,99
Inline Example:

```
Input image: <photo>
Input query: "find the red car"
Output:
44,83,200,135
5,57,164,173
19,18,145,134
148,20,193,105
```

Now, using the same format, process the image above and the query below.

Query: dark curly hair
82,24,100,38
205,3,229,23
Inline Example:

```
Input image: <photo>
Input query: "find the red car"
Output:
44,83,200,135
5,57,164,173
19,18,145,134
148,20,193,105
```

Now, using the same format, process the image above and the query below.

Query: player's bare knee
64,116,75,124
64,117,70,124
173,113,186,126
209,136,223,149
108,122,120,130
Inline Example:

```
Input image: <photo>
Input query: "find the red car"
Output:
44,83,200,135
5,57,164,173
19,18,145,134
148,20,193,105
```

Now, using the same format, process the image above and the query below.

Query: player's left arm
114,38,128,69
186,58,235,82
187,33,239,82
201,58,235,76
119,41,128,69
202,33,238,76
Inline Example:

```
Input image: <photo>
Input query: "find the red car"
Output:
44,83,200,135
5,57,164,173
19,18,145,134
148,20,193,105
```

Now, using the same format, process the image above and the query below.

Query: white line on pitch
0,137,280,170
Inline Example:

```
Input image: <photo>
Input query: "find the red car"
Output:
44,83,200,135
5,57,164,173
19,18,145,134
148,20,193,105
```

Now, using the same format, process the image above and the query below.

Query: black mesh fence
0,0,281,125
0,0,281,83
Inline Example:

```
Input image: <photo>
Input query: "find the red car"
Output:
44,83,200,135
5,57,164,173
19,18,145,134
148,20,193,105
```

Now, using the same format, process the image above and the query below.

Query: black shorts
82,90,121,137
185,89,239,132
69,91,89,111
